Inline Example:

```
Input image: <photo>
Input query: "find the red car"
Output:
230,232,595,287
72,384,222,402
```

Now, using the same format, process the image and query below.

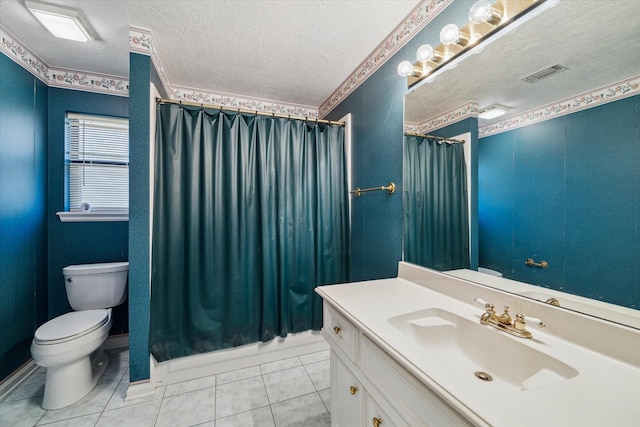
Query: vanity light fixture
440,24,468,47
398,0,559,88
468,0,502,26
397,60,420,78
26,0,95,42
478,105,509,120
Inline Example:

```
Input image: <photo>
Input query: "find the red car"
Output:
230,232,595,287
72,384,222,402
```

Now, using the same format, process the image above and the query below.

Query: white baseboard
105,334,129,350
151,331,328,387
125,380,155,401
0,360,38,402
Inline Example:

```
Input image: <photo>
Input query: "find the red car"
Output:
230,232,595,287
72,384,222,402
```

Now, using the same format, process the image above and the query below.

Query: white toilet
31,262,128,409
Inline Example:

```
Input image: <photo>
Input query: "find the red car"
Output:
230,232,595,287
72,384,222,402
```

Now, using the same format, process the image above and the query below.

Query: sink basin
388,308,578,391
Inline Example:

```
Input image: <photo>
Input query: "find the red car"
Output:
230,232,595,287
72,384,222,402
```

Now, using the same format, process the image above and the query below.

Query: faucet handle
474,297,489,306
520,314,546,328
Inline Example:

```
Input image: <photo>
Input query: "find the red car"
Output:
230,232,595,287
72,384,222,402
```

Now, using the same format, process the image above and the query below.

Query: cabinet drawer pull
349,386,358,395
372,417,382,427
333,325,341,334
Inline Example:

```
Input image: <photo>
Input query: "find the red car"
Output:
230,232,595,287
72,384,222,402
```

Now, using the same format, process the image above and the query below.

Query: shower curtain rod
404,131,465,144
156,97,345,126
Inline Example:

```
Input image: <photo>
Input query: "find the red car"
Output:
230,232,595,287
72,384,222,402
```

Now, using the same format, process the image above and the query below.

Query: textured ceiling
0,0,421,107
405,0,640,126
0,0,131,77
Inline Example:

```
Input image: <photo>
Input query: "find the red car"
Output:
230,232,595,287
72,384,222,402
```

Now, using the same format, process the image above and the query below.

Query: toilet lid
34,309,110,344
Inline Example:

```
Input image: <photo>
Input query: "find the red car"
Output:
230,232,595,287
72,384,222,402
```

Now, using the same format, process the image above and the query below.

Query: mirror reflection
403,0,640,328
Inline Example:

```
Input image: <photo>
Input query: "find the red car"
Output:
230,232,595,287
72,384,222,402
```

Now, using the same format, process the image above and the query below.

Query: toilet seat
34,309,110,345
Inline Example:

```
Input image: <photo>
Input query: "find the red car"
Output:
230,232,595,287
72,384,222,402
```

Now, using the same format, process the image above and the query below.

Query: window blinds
66,113,129,211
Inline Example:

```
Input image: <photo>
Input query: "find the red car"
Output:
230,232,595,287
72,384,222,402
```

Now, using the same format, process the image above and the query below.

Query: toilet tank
63,262,129,310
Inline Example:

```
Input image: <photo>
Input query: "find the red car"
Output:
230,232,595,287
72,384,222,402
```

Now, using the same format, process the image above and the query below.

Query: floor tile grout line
7,347,331,427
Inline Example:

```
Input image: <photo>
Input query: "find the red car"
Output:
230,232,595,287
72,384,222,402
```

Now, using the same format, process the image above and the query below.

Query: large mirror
403,0,640,328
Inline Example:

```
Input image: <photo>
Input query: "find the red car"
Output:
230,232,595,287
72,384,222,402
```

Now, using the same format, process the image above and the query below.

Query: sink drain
474,371,493,382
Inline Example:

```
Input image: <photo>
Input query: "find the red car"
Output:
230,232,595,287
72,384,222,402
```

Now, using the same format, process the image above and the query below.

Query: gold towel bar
525,258,548,268
350,182,395,197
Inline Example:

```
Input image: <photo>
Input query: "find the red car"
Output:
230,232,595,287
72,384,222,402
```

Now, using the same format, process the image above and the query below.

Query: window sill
56,211,129,222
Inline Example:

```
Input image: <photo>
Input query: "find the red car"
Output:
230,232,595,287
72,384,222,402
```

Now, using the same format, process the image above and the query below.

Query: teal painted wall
128,52,151,382
478,95,640,309
1,51,130,381
0,53,48,380
47,88,129,333
324,0,476,281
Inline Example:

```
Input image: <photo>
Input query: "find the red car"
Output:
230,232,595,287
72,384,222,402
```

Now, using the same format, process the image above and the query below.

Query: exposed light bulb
397,61,415,77
469,0,494,24
440,24,461,45
416,44,435,63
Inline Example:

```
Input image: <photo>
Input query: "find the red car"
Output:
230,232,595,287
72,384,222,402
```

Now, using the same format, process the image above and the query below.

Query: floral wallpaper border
404,102,478,134
478,75,640,137
318,0,452,117
171,86,318,118
404,75,640,137
129,26,172,97
1,25,129,96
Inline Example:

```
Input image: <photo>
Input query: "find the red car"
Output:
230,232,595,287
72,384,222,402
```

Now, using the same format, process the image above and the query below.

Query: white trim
152,331,328,387
125,380,155,401
341,113,353,229
56,211,128,222
0,360,38,403
105,334,129,350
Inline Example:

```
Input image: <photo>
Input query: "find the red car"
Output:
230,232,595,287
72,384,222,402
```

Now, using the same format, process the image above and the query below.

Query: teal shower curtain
150,104,350,361
404,135,469,270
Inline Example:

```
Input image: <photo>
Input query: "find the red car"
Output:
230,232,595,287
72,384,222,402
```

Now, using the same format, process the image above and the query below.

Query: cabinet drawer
323,303,358,361
360,335,472,427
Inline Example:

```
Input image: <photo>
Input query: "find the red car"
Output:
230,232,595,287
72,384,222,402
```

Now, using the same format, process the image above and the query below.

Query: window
65,113,129,213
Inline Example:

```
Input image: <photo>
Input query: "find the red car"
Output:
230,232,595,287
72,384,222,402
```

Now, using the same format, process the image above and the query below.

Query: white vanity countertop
317,273,640,426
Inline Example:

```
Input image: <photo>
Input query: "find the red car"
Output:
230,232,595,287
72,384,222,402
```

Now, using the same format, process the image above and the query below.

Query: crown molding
405,102,478,134
478,75,640,137
1,25,129,97
319,0,452,118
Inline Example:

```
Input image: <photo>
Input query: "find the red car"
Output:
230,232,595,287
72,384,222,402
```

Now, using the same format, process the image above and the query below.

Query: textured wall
324,0,475,281
0,53,48,380
478,95,640,309
128,52,152,382
47,88,129,334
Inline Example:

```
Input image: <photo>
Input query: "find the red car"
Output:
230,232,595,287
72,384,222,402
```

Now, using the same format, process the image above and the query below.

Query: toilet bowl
31,262,128,409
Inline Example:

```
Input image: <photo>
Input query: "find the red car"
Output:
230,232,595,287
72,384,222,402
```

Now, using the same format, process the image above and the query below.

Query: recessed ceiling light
25,0,95,42
478,105,509,120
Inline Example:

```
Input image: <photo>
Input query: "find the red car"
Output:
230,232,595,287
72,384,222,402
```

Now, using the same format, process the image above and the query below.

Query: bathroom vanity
316,262,640,426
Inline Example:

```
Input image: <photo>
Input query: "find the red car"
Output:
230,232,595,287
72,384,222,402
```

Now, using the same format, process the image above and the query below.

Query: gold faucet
479,304,534,339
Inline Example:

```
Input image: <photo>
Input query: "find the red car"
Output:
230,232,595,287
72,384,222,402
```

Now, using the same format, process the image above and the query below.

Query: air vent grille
522,64,568,83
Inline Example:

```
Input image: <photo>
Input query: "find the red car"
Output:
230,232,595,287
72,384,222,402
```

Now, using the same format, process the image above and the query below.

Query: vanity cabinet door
332,352,364,427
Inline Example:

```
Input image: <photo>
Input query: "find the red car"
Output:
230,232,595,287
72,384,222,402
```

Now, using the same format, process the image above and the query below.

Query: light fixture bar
25,0,95,42
405,0,559,88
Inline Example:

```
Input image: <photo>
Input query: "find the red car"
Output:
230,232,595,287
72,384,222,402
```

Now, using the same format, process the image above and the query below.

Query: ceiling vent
521,64,568,83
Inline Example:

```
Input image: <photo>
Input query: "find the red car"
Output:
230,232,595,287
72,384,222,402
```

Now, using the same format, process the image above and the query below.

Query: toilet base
42,347,109,410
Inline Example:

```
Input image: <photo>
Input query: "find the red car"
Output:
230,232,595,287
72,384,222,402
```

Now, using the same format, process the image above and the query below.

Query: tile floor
0,347,331,427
